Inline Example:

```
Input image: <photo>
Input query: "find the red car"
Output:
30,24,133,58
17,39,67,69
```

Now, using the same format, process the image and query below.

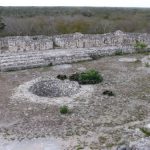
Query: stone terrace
0,30,150,71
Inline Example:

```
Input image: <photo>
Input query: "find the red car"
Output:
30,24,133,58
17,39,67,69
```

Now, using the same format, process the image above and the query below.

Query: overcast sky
0,0,150,8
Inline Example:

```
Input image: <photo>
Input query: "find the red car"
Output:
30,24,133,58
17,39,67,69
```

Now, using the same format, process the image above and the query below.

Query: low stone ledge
0,46,137,71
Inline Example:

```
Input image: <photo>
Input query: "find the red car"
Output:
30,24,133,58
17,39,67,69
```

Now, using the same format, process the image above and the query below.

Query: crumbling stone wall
53,31,150,49
0,36,53,53
0,31,150,71
0,31,150,54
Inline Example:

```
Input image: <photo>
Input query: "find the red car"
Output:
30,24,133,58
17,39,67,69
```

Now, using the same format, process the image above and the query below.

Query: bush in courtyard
134,40,148,53
0,17,6,31
145,63,150,67
69,69,103,84
114,50,124,55
60,105,69,114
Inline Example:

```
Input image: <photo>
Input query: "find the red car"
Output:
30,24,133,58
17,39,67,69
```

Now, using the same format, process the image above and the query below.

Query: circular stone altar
11,77,94,106
29,79,80,97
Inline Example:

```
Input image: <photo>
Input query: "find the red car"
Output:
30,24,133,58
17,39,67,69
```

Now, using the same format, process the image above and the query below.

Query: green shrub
79,70,103,84
60,105,69,114
134,41,148,53
145,62,150,67
140,127,150,137
69,69,103,84
0,17,5,31
114,50,123,55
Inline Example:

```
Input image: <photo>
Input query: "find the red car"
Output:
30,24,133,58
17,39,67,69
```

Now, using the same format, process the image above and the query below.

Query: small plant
0,17,6,31
134,40,148,53
140,127,150,137
79,69,103,84
60,105,69,114
145,62,150,67
69,69,103,84
114,50,123,56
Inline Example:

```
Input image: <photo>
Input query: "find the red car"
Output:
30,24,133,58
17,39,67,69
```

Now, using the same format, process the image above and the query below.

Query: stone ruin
29,78,80,97
0,30,150,71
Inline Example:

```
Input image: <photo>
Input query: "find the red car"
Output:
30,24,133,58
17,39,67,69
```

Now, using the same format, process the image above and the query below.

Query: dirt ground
0,54,150,149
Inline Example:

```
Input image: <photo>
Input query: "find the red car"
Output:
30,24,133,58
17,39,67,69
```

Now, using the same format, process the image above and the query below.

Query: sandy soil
0,54,150,149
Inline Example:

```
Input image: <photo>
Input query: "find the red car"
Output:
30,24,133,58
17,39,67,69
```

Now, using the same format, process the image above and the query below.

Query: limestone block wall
53,31,150,49
0,36,53,53
0,30,150,54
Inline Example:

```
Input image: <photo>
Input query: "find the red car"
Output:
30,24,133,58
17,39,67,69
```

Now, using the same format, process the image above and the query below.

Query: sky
0,0,150,8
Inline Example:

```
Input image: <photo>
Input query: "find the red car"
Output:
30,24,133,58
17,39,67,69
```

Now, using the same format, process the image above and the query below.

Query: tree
0,17,6,31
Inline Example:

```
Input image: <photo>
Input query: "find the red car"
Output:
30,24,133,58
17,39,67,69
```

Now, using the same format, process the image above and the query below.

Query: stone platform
0,46,134,71
1,30,150,72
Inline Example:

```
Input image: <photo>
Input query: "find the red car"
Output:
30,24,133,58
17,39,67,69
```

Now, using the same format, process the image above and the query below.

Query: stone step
0,47,136,72
1,56,92,71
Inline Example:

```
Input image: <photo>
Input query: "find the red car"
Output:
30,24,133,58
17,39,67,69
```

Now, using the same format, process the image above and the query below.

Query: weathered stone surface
0,31,150,53
0,36,53,53
53,31,150,49
117,144,131,150
52,64,72,71
141,55,150,65
118,58,137,62
0,47,134,71
130,138,150,150
0,31,150,71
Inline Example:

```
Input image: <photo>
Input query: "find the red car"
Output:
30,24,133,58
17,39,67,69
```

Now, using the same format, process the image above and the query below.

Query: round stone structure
11,76,94,106
29,79,80,97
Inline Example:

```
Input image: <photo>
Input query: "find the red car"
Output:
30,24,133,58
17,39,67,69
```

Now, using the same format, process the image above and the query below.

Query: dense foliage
0,7,150,36
0,17,5,31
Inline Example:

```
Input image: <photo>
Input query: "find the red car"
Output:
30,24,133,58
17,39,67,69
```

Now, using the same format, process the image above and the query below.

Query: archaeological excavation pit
29,78,81,98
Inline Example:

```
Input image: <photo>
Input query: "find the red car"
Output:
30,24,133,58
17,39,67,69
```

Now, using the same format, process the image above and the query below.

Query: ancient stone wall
0,31,150,71
53,31,150,49
0,31,150,54
0,36,53,54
